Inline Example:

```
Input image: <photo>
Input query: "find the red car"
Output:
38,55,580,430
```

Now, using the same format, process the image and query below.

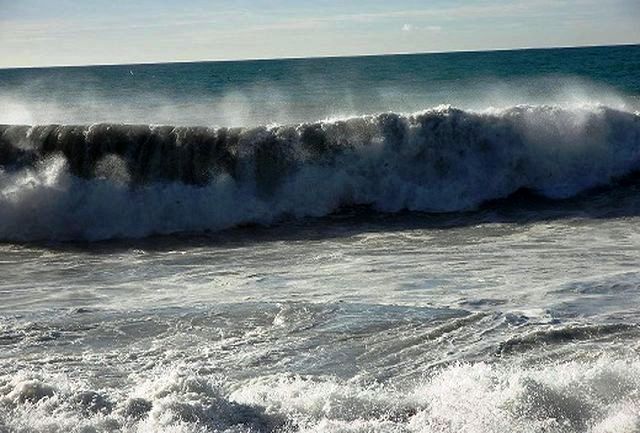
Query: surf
0,104,639,241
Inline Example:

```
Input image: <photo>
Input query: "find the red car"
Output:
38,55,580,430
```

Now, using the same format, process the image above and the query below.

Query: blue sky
1,0,639,67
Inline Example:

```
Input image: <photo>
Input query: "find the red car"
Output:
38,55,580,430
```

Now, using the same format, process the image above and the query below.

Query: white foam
2,356,640,432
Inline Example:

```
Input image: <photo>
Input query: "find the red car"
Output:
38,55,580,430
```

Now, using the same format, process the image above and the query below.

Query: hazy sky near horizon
1,0,639,68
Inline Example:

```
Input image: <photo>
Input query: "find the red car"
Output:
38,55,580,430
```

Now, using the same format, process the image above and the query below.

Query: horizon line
1,42,639,71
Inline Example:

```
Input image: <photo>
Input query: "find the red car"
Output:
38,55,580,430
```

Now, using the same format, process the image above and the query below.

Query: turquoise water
1,44,639,125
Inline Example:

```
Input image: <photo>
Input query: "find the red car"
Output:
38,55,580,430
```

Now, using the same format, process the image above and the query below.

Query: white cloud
402,24,442,33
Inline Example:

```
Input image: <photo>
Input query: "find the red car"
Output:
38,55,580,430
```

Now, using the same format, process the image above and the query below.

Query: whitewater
1,104,639,241
1,45,640,433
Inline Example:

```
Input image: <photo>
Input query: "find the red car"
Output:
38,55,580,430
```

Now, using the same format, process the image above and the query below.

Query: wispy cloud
0,0,629,42
402,24,442,33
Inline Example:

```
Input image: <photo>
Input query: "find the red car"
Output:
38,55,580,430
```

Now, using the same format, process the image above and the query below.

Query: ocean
1,44,640,432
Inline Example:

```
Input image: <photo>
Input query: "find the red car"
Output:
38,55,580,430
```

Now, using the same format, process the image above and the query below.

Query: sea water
1,45,640,432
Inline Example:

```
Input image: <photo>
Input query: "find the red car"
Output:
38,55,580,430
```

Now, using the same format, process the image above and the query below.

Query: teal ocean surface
1,44,639,126
1,45,640,432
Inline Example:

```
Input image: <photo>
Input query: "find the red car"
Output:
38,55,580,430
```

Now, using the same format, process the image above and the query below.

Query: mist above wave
0,104,639,241
0,73,635,127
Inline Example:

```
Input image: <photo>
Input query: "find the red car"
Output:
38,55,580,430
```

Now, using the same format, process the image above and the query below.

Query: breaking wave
1,104,639,241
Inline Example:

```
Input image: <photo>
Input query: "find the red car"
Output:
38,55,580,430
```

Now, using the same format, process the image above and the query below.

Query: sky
0,0,639,68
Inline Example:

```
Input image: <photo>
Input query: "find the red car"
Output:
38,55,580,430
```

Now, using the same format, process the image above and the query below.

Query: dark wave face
0,104,639,241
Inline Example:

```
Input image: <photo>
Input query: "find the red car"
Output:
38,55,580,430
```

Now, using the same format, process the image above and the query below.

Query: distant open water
1,45,640,432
